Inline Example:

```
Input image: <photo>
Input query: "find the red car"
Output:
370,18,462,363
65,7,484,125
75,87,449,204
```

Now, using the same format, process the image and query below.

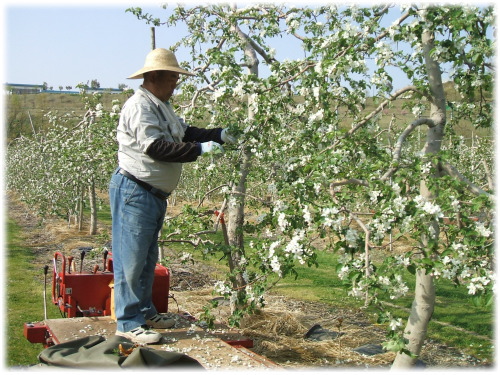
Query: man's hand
200,141,224,155
221,128,238,144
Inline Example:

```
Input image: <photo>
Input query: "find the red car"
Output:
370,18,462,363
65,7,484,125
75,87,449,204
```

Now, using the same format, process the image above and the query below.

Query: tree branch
346,86,428,137
349,211,372,308
440,162,493,200
481,159,494,190
230,191,273,206
381,117,436,181
330,178,369,190
196,184,230,208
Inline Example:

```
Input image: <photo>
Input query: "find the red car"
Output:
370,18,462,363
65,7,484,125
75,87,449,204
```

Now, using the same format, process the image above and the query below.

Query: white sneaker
146,314,176,329
116,325,162,344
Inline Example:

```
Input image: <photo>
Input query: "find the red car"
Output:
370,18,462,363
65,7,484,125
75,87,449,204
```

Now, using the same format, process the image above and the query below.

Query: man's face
155,71,180,101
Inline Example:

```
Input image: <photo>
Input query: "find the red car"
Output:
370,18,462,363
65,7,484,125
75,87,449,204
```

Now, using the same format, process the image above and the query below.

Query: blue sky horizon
3,2,193,91
3,0,415,93
2,0,328,92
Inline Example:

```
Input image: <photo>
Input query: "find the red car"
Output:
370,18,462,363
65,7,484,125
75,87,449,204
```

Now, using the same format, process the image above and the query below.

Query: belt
117,168,171,201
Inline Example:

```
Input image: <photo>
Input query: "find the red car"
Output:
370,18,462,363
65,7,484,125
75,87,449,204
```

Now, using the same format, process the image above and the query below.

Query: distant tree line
42,79,128,91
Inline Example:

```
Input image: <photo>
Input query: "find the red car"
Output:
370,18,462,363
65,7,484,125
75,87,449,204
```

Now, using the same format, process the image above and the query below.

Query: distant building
40,89,80,94
4,83,44,94
85,87,124,94
4,83,125,95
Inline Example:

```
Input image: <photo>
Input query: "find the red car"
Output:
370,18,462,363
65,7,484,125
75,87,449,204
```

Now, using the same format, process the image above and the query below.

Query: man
109,48,236,344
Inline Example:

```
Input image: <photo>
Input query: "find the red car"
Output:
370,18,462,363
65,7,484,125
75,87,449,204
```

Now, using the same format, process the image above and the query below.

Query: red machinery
51,251,169,318
24,250,170,346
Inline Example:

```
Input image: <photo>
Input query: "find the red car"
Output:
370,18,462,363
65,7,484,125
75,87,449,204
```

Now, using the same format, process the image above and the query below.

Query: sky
2,1,197,91
1,0,407,92
1,0,324,92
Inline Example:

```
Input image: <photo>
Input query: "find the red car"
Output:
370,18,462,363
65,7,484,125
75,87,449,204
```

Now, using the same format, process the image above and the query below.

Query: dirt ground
7,194,493,370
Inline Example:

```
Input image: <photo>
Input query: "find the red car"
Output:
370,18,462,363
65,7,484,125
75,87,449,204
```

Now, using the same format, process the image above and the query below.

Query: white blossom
467,283,479,294
420,162,432,174
268,240,281,258
414,195,444,218
270,256,281,275
475,222,492,237
284,230,307,263
389,318,403,331
338,265,350,280
277,212,289,232
348,285,365,298
369,190,381,203
214,280,231,295
244,284,254,301
378,276,391,286
309,109,324,122
321,207,341,229
312,87,320,100
395,255,411,267
302,205,313,226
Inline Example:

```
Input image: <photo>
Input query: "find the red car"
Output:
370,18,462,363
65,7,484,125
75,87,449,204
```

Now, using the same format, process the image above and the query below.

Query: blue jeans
109,168,167,332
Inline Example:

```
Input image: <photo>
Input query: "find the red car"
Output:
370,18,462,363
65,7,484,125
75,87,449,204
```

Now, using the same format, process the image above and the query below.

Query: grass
272,251,494,362
4,219,60,368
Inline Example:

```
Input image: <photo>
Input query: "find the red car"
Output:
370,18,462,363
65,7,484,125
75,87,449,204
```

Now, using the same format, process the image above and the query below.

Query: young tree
135,3,494,367
7,90,120,233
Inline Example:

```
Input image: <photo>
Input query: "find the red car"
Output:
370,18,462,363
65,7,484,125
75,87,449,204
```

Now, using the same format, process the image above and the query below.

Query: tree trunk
89,179,97,235
225,22,258,306
392,26,446,369
151,27,156,50
392,269,436,368
78,188,84,231
227,147,251,292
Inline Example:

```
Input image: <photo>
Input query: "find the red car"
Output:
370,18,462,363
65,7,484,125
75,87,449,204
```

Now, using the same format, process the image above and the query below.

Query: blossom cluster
378,274,410,300
414,195,444,220
431,242,495,296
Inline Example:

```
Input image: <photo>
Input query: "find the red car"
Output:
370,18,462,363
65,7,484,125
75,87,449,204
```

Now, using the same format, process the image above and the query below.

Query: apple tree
129,3,494,367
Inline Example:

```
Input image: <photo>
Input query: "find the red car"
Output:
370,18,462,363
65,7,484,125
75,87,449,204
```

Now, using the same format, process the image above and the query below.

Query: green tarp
35,335,204,369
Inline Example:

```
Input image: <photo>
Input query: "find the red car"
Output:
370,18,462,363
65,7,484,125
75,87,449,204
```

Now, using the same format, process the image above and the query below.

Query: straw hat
128,48,195,79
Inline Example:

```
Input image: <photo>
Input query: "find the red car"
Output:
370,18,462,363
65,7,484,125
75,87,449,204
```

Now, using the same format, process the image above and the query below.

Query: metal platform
34,316,280,370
